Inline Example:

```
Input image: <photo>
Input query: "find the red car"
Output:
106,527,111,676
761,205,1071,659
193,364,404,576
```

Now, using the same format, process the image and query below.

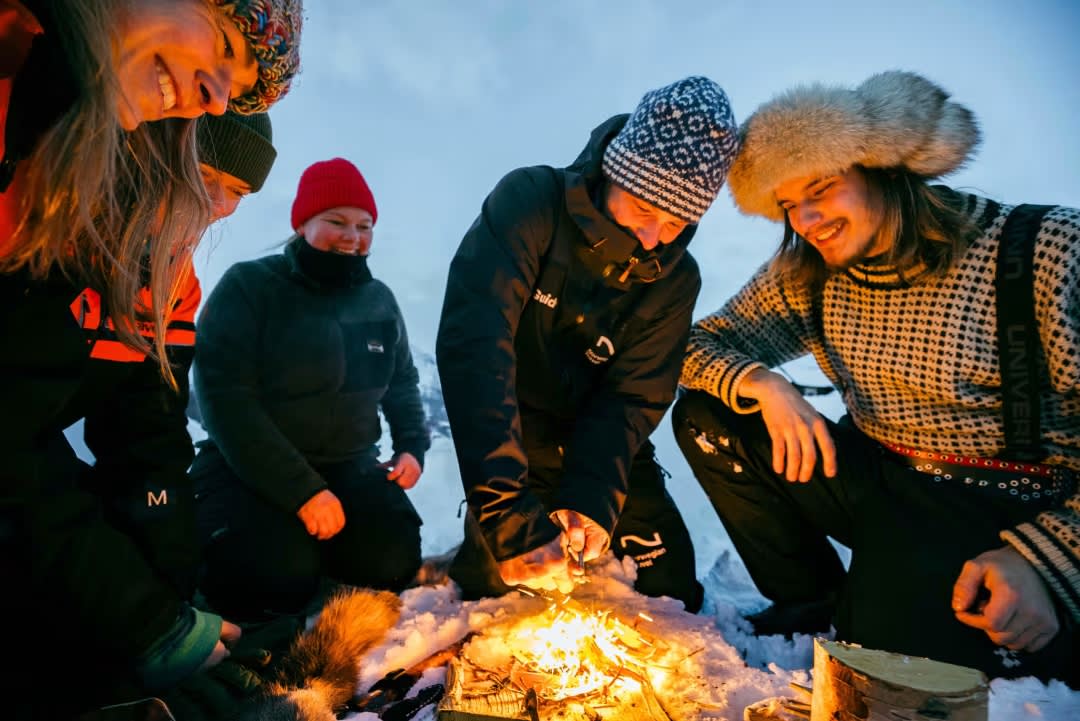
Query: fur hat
602,76,738,224
728,70,981,221
212,0,304,114
196,111,276,191
291,157,377,230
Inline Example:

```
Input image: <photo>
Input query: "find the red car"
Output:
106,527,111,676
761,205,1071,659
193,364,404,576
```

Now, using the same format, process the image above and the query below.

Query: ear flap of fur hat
728,70,981,221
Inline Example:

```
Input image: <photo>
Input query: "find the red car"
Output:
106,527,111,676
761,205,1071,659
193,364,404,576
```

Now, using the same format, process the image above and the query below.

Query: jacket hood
567,113,628,180
563,114,696,289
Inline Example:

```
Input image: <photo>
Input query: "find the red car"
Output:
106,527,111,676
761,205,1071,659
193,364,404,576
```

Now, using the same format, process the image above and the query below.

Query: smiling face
113,0,259,130
299,207,375,256
775,166,889,270
603,184,689,252
200,164,251,222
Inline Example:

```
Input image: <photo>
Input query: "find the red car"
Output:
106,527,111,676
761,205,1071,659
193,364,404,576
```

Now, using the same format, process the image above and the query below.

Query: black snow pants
672,389,1076,683
190,441,422,621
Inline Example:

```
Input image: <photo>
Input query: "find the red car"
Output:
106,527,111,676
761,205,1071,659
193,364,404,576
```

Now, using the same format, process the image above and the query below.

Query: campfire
437,591,685,720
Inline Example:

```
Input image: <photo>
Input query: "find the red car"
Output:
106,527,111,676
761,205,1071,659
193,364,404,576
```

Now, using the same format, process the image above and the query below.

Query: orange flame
509,602,659,701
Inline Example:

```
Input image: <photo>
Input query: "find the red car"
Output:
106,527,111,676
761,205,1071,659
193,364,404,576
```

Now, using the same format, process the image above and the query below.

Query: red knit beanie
290,157,378,230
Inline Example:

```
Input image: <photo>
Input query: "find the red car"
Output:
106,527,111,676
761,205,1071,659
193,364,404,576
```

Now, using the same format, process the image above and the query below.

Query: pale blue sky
184,1,1080,564
196,0,1080,355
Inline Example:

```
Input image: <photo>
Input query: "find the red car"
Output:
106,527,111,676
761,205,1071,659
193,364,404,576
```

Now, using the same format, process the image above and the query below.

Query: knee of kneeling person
363,531,423,591
671,390,745,452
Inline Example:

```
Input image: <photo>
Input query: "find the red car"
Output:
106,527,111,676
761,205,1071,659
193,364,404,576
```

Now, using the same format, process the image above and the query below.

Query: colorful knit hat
728,70,981,222
212,0,304,114
602,76,738,224
197,111,276,191
290,157,377,230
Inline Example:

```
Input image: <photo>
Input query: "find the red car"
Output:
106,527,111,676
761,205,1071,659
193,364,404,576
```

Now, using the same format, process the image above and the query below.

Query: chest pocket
341,319,397,392
532,232,646,371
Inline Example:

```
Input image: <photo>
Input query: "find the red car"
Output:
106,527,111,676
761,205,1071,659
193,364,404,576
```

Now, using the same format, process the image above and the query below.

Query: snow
63,351,1078,720
342,551,1080,721
66,361,1080,720
42,1,1080,715
341,430,1080,721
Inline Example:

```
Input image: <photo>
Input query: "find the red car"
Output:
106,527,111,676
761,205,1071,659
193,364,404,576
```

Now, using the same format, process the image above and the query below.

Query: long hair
769,167,977,292
1,0,211,388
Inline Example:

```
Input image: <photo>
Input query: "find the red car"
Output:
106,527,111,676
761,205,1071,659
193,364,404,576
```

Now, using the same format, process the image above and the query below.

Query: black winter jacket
0,268,201,658
436,114,702,562
193,239,430,514
1,0,201,667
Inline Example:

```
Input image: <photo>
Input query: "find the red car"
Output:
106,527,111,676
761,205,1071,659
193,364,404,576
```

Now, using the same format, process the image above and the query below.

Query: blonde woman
0,1,302,718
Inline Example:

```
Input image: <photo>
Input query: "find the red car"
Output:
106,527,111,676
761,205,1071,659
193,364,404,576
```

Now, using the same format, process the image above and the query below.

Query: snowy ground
349,398,1080,721
346,554,1079,721
66,358,1079,720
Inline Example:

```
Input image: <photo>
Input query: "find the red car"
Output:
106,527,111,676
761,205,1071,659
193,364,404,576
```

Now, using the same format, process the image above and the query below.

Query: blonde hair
1,0,212,388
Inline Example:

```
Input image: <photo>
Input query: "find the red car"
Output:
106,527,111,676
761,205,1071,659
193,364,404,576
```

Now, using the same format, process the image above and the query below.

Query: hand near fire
497,510,610,595
498,539,577,594
551,508,610,570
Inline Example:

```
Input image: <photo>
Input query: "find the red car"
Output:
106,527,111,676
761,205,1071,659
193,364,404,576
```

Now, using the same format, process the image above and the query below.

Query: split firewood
810,639,988,721
441,652,677,721
744,696,811,721
439,657,533,721
579,638,675,721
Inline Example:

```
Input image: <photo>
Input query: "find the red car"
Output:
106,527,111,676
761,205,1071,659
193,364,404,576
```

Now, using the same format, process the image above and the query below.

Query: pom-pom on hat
213,0,304,114
290,157,377,230
196,111,276,191
602,76,738,224
728,70,981,222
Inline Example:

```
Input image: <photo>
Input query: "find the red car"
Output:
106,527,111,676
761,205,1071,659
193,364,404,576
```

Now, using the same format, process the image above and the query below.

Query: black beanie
196,111,277,192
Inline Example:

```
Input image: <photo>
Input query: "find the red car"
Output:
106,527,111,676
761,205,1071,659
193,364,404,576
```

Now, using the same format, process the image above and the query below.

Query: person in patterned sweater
673,70,1078,682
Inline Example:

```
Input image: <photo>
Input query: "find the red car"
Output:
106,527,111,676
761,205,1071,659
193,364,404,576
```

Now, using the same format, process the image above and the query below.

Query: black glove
158,658,266,721
378,684,446,721
231,614,305,663
350,667,422,714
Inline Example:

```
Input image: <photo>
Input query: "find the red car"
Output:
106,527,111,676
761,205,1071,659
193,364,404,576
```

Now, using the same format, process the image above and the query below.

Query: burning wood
437,595,680,720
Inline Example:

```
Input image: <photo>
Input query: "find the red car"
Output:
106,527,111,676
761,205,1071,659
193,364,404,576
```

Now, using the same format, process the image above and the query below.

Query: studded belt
880,441,1076,506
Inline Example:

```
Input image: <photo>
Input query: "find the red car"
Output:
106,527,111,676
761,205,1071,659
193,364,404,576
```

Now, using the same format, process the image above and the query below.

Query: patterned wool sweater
681,192,1080,621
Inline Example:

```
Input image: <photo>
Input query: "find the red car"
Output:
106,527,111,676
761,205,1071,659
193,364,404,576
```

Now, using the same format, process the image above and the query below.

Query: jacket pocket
340,320,397,392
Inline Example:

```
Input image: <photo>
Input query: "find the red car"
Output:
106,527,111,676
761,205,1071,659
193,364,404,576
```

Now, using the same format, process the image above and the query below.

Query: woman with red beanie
190,157,431,622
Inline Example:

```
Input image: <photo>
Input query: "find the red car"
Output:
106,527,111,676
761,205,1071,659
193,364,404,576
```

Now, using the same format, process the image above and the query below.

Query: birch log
810,639,988,721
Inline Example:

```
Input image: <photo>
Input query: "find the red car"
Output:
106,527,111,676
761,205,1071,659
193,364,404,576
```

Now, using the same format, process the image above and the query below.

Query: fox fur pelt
234,587,401,721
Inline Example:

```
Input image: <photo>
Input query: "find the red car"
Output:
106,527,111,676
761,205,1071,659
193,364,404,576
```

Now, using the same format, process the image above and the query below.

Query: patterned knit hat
290,157,377,230
728,70,981,222
196,111,276,191
212,0,304,114
602,76,738,223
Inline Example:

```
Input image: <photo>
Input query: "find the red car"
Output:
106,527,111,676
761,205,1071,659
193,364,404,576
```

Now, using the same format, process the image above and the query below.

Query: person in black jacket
191,157,431,622
2,3,300,716
436,77,739,612
0,106,279,720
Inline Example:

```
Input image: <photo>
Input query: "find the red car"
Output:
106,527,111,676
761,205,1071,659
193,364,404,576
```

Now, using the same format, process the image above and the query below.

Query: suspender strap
996,203,1054,461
